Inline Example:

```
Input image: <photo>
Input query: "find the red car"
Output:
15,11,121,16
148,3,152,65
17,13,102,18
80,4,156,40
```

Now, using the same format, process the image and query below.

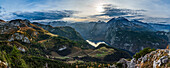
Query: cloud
13,10,78,20
1,0,170,23
94,4,146,17
0,6,2,13
88,4,147,22
140,17,170,23
88,4,170,23
0,6,24,20
0,6,4,13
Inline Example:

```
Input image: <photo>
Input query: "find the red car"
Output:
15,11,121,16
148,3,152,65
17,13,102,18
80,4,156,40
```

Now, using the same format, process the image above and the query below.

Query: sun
96,5,104,13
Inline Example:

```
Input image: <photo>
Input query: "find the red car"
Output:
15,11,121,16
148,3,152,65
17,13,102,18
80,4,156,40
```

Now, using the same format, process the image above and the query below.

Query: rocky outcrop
153,56,169,68
117,49,169,68
8,33,30,43
0,24,19,34
0,19,44,43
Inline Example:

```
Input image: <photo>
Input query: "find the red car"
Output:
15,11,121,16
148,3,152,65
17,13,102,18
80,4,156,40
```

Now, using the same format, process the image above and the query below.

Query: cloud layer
0,6,2,13
98,4,145,17
89,4,146,22
89,4,170,23
13,10,77,20
1,0,170,23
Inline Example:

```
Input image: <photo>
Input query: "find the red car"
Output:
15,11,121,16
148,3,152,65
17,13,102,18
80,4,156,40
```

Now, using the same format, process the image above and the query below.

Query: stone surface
117,49,170,68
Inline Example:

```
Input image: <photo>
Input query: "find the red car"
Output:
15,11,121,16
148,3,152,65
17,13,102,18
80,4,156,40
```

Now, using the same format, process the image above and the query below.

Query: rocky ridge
117,49,170,68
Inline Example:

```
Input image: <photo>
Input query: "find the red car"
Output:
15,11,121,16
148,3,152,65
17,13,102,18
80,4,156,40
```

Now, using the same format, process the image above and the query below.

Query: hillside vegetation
0,19,132,68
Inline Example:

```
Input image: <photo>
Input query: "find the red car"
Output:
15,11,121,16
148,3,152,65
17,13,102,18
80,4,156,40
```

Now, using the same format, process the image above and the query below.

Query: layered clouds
0,6,17,20
91,3,170,23
13,10,78,20
0,5,78,21
96,4,146,17
90,4,146,22
0,0,170,23
0,6,2,13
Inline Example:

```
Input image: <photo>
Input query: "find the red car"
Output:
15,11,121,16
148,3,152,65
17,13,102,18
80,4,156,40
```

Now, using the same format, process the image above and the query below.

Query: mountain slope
0,19,91,55
75,43,131,62
0,19,133,68
33,22,93,49
33,22,84,41
105,17,168,53
0,19,94,67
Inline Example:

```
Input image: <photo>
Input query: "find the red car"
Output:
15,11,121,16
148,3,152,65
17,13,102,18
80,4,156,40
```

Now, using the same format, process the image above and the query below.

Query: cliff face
117,49,170,68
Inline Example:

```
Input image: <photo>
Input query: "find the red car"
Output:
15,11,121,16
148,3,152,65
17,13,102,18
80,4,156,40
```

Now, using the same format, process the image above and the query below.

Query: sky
0,0,170,23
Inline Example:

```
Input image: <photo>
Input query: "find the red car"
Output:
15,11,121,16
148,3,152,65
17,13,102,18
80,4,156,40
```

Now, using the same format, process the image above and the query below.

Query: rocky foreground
117,49,169,68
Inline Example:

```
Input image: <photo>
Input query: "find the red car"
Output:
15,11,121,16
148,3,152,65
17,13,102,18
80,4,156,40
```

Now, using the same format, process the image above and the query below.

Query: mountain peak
107,17,129,24
116,17,128,20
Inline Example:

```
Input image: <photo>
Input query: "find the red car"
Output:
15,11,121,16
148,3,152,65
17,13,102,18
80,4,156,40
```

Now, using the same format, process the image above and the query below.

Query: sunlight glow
96,5,104,13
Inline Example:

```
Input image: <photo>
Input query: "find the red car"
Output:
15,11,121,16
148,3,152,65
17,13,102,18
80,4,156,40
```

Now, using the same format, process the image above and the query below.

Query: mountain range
45,17,169,54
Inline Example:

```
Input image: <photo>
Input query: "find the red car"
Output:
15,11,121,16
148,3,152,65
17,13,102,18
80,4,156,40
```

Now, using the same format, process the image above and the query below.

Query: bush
9,46,28,68
133,47,156,59
116,63,123,68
